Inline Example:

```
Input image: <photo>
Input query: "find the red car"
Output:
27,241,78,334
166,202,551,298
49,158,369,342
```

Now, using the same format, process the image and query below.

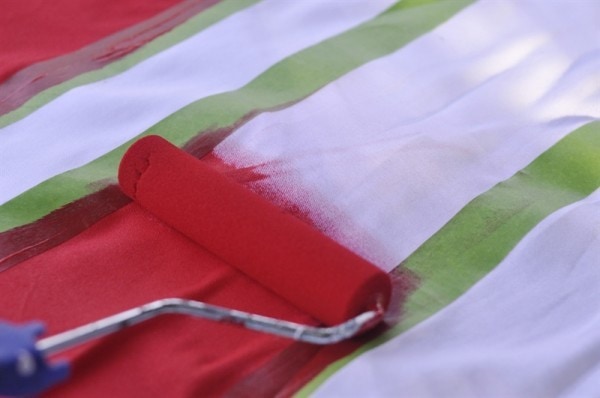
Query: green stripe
0,0,259,129
0,0,473,232
297,121,600,395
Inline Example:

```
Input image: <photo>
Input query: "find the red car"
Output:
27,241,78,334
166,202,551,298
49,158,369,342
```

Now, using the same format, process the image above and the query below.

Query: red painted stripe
0,0,186,86
0,0,221,115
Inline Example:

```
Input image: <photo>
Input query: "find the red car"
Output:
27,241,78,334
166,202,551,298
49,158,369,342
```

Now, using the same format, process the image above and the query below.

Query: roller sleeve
118,135,391,325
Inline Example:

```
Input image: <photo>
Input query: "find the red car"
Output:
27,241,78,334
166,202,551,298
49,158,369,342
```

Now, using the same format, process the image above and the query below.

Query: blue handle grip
0,321,69,396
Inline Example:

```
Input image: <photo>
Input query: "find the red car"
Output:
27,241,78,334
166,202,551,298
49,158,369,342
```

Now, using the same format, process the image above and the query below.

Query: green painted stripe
297,120,600,396
0,0,473,232
0,0,259,129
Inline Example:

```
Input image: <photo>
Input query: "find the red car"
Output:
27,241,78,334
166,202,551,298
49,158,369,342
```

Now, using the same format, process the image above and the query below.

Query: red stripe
0,0,186,86
0,0,221,115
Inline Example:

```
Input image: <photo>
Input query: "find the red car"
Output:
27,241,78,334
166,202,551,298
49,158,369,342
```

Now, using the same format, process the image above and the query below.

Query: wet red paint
0,0,220,115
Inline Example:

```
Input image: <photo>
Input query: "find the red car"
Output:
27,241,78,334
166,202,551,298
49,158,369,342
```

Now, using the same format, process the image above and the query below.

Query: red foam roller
118,135,391,325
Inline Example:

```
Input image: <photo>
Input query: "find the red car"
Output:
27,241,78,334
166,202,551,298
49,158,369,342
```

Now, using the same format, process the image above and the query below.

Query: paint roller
0,135,391,396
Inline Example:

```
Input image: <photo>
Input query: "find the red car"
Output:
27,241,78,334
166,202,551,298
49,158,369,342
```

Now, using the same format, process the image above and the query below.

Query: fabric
0,0,599,396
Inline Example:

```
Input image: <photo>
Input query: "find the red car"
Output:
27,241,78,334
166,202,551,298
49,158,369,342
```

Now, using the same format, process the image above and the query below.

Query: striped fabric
1,0,599,396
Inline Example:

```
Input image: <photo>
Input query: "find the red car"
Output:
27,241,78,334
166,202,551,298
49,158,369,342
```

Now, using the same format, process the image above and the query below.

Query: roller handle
0,321,68,397
0,297,383,396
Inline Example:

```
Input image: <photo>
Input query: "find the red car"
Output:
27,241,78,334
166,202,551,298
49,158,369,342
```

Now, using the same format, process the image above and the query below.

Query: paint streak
184,111,261,159
182,100,310,161
224,343,322,398
211,141,398,268
0,0,221,116
0,185,130,273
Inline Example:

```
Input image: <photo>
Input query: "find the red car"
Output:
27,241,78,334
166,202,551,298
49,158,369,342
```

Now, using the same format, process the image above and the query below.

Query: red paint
225,342,322,397
275,329,384,398
183,111,260,159
0,0,220,115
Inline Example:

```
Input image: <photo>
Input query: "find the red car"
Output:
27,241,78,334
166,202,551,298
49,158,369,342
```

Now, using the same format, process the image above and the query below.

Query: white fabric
315,188,600,398
215,0,600,270
0,0,395,205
